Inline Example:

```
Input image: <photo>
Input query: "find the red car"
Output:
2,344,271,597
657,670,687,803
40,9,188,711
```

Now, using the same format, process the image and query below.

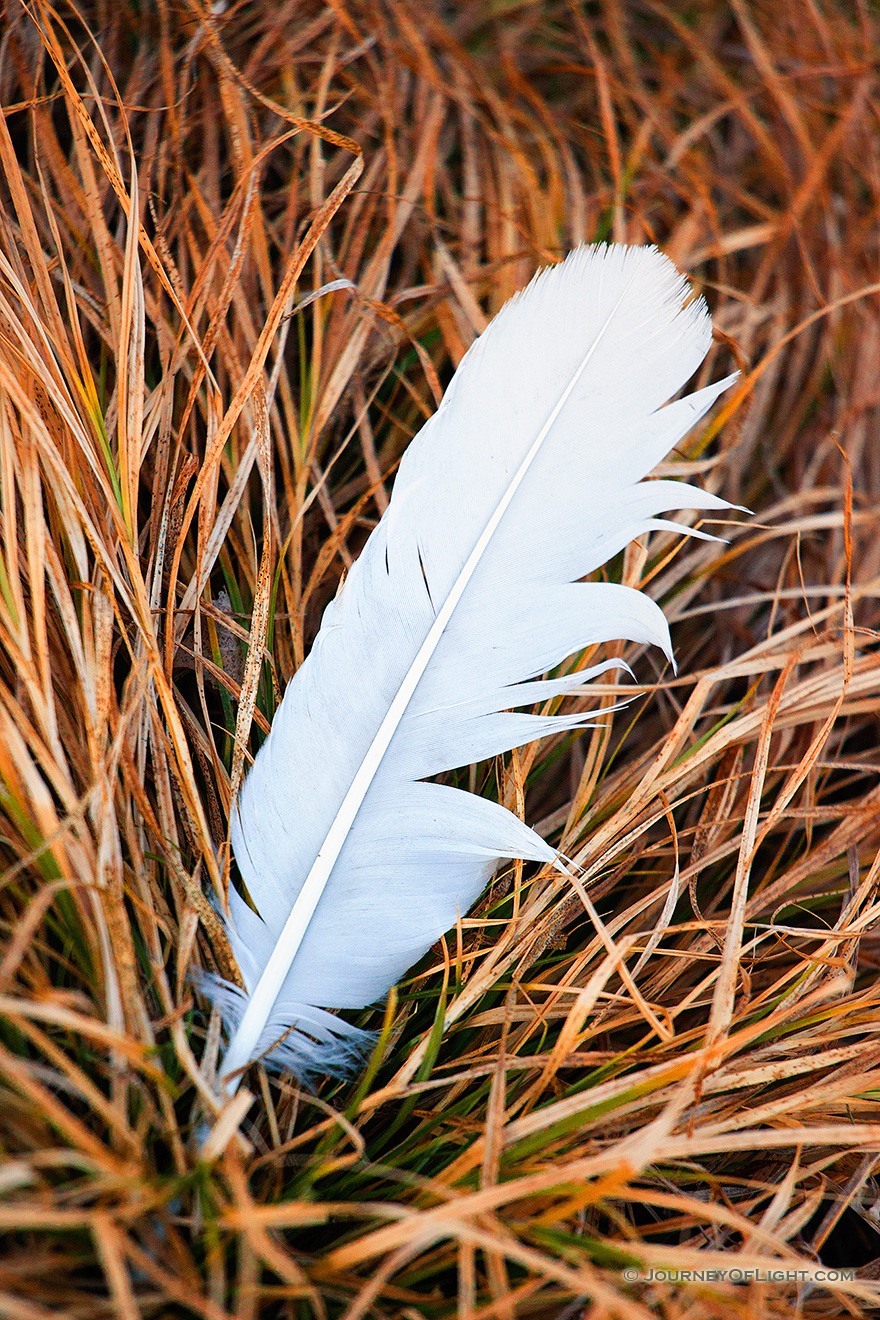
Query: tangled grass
1,0,880,1315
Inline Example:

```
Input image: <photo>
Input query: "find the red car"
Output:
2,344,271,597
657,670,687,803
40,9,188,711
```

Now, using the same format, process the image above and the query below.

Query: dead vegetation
1,0,880,1315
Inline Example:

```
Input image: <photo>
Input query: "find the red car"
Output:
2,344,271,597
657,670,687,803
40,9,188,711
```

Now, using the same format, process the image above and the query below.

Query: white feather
207,244,736,1089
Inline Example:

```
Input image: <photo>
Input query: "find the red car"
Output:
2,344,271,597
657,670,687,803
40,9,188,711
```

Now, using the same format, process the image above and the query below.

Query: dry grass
1,0,880,1315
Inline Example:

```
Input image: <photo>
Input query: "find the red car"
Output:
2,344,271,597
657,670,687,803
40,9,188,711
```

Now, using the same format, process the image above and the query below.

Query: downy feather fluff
210,243,736,1089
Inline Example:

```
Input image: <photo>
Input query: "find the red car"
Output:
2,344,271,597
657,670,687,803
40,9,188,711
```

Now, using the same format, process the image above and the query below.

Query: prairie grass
1,0,880,1316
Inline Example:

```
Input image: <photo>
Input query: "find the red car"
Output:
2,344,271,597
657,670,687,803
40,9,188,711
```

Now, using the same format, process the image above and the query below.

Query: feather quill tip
198,974,376,1083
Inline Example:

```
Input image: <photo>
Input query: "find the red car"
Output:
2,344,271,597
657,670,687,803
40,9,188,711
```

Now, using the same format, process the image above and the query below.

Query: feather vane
208,244,736,1088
